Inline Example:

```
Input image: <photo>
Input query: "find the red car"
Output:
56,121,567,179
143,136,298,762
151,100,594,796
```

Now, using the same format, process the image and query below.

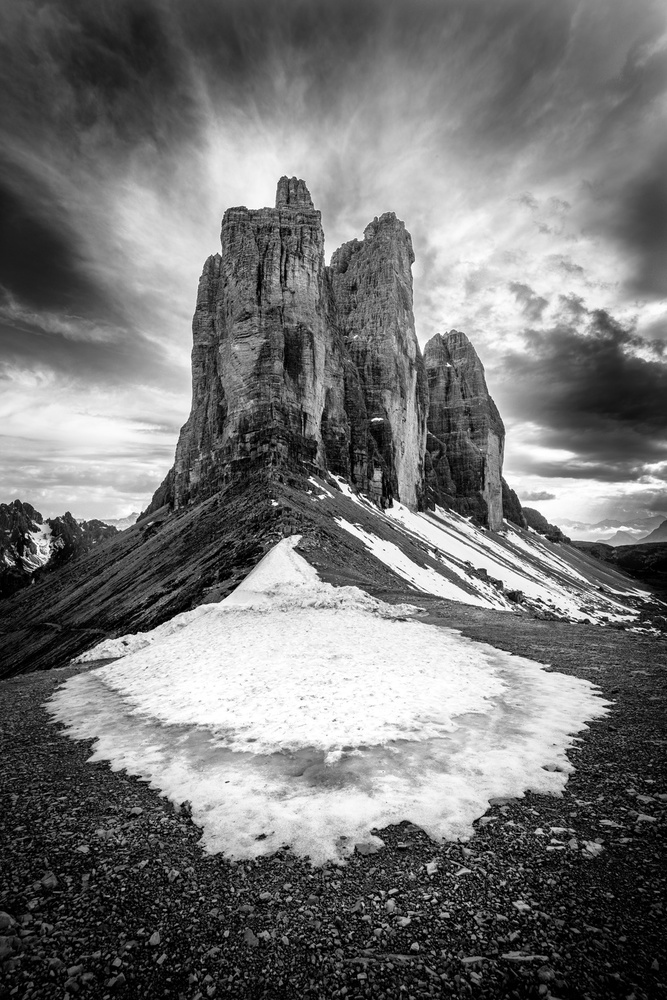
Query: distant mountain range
0,500,119,599
99,512,140,532
560,514,667,545
641,519,667,544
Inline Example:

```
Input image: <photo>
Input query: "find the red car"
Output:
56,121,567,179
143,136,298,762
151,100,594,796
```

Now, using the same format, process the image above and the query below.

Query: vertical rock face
153,180,428,513
329,214,428,508
424,331,505,529
169,176,350,507
149,178,514,526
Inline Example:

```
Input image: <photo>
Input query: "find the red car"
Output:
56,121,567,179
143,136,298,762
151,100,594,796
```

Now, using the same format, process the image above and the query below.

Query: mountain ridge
146,177,506,529
3,177,664,677
0,499,118,599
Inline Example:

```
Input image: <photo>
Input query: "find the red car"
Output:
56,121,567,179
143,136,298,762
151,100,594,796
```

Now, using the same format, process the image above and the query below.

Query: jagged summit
275,175,315,209
147,179,507,527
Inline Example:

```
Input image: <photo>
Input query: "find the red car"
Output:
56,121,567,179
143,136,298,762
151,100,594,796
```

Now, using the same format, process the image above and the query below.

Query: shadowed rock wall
424,331,505,529
329,214,428,508
150,178,428,513
168,176,350,508
148,178,515,527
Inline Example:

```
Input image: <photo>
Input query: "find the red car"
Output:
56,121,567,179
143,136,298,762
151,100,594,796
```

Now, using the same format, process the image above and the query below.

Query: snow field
50,538,611,865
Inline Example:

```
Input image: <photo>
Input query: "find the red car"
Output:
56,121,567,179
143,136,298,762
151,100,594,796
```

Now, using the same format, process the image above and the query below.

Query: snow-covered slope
51,537,610,865
319,475,651,627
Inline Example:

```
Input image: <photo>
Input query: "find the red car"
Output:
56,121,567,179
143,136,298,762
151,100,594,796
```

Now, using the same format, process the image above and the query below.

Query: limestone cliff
424,331,505,530
329,214,428,508
147,178,517,526
150,179,428,513
168,176,349,508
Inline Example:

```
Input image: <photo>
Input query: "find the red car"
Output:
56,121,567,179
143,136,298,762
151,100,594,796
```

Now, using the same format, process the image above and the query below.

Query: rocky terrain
522,509,570,545
0,501,117,600
1,595,665,1000
573,540,667,599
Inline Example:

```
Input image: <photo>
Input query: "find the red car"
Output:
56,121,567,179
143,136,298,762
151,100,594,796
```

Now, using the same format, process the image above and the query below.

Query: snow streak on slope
50,539,610,865
324,476,648,624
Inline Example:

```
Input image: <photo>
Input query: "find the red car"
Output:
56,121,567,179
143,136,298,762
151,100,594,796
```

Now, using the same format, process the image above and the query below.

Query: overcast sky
1,0,666,527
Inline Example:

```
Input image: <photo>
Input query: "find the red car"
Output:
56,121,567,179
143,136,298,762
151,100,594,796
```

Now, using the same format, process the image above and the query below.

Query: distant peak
275,176,314,209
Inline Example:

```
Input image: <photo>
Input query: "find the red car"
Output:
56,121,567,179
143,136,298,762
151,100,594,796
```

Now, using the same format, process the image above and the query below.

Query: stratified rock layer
152,178,428,512
330,214,428,508
424,331,505,529
170,176,349,508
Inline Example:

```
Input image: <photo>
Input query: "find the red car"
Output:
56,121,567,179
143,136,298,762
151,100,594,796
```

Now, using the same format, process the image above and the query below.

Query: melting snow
51,538,610,865
329,493,647,625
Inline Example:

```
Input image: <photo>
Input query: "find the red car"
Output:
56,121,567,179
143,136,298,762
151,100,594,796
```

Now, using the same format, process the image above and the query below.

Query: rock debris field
1,598,665,1000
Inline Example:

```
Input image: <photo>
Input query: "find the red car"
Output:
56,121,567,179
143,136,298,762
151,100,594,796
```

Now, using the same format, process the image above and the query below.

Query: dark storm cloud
606,145,667,298
498,307,667,479
0,315,183,394
0,175,108,314
0,0,196,156
509,282,549,322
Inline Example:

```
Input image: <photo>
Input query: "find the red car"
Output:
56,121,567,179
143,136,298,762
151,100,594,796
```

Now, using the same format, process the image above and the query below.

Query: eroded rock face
148,178,518,524
0,500,117,599
152,179,428,512
329,214,428,508
424,331,505,529
169,176,350,508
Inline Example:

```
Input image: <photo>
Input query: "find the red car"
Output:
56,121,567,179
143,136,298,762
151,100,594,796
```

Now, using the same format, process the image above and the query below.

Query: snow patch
51,538,610,865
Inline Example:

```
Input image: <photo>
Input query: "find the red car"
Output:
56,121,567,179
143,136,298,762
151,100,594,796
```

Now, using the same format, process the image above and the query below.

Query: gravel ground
1,609,665,1000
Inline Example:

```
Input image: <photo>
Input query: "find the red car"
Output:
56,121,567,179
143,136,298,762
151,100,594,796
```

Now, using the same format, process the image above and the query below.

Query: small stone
425,861,438,875
129,806,144,816
149,931,161,946
537,965,555,982
244,927,259,947
0,913,15,932
410,942,420,952
385,899,396,914
41,872,57,890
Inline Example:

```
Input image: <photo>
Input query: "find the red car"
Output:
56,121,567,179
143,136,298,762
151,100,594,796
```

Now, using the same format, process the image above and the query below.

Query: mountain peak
275,176,314,209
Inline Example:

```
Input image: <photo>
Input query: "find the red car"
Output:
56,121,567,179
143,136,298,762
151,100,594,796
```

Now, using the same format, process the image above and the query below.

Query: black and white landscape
1,3,665,999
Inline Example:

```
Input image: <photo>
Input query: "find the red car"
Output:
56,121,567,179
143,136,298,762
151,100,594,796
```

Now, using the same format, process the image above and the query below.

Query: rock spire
424,331,505,530
148,179,511,529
